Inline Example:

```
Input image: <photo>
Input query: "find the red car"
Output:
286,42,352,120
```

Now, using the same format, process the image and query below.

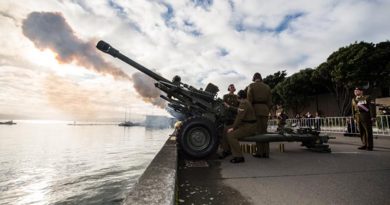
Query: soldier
223,84,239,121
247,72,272,158
352,87,376,151
219,84,239,158
226,90,257,163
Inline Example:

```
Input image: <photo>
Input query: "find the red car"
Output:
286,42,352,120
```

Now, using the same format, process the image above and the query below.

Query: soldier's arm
228,105,238,113
232,102,246,129
247,85,253,104
351,99,355,117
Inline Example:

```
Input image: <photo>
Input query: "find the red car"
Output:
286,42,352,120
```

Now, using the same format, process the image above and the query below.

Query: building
144,115,176,129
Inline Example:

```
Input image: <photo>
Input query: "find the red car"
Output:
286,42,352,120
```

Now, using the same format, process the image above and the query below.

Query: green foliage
263,70,287,89
264,70,287,106
312,41,390,115
267,40,390,116
275,68,316,114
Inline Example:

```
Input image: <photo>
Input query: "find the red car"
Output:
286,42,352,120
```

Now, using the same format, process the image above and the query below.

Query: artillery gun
96,40,331,158
97,40,225,158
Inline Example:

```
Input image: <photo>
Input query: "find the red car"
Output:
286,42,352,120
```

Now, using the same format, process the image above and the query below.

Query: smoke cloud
132,72,166,108
21,11,130,80
21,11,166,109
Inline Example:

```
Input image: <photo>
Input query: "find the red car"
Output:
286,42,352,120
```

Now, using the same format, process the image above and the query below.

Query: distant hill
0,113,31,120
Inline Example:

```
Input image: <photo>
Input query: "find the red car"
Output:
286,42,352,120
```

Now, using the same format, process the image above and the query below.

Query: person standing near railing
277,106,289,131
314,112,321,131
305,112,313,128
352,87,376,151
295,114,302,127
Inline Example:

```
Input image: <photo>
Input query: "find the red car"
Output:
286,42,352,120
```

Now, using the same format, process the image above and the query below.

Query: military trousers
227,124,257,157
255,116,269,156
356,115,374,149
221,124,233,152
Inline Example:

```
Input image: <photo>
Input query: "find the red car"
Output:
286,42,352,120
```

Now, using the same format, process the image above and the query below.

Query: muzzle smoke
22,11,130,80
22,11,166,108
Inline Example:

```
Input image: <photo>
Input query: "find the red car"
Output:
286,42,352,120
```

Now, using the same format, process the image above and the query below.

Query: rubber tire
177,116,219,159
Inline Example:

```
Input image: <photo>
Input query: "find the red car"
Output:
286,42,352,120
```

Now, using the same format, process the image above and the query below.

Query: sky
0,0,389,121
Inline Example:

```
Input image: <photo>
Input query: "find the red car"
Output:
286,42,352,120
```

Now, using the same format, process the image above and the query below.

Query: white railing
267,115,390,136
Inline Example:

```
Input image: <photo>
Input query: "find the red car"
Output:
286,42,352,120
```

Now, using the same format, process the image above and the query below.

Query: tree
369,41,390,88
312,41,390,116
263,70,287,89
263,70,287,107
275,68,316,114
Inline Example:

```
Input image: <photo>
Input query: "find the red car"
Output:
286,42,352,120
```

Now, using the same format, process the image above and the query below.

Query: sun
26,48,96,77
26,48,59,68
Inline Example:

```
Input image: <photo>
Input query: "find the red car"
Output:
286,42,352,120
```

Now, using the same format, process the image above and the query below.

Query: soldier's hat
252,72,262,81
354,86,364,91
237,90,246,99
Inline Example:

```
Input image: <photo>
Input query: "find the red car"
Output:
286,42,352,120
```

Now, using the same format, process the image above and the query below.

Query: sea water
0,120,172,205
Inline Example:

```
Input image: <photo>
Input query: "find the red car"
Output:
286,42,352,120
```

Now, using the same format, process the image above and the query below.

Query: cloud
20,11,167,110
21,11,130,80
1,0,390,120
0,10,17,24
44,73,98,119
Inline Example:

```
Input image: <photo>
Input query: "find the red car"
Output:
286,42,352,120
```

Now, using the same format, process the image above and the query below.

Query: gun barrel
96,40,170,83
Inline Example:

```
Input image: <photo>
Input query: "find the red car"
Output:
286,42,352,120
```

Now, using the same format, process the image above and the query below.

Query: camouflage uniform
227,99,257,157
247,81,272,156
352,95,376,150
221,93,239,152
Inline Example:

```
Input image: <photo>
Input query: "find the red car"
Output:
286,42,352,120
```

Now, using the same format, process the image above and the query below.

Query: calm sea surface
0,120,172,205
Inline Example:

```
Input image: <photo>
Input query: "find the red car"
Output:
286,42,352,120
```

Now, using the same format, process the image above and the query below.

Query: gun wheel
177,116,218,158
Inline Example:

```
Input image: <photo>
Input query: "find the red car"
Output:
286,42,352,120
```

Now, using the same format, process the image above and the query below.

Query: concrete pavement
177,135,390,205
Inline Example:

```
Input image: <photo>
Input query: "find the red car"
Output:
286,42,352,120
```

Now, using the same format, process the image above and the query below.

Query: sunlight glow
25,48,95,78
26,49,58,68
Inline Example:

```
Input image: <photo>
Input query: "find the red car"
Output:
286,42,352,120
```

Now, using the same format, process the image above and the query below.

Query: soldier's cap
354,86,364,91
252,72,262,81
237,90,246,99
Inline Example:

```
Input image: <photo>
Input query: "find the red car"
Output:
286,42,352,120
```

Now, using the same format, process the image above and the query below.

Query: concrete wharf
123,134,390,205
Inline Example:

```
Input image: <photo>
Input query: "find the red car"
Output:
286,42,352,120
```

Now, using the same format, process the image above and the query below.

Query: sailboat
118,109,138,127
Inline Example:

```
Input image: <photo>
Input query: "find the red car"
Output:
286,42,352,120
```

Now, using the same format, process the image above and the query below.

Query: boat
118,109,139,127
118,121,137,126
0,120,16,125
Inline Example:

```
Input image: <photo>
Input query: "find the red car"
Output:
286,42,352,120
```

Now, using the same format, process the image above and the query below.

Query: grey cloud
21,11,130,80
0,11,17,23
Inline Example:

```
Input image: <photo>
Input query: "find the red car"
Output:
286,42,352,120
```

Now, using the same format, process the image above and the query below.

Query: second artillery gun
96,40,331,158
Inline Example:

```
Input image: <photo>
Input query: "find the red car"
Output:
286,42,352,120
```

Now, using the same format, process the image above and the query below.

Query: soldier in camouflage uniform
247,73,272,158
352,87,376,151
219,84,239,159
226,90,257,163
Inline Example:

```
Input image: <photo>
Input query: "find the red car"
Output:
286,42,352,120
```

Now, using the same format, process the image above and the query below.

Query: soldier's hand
227,128,234,133
224,102,230,108
371,118,376,122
